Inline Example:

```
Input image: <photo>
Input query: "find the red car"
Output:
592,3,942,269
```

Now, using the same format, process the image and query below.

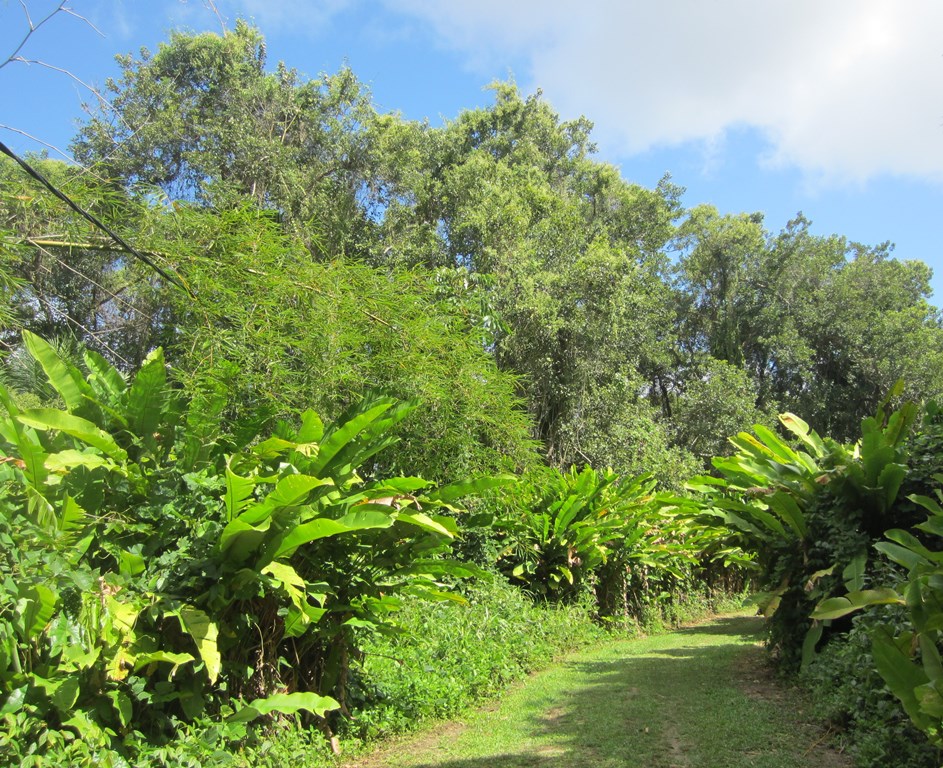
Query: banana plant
683,413,837,611
811,476,943,745
0,331,511,754
495,466,670,604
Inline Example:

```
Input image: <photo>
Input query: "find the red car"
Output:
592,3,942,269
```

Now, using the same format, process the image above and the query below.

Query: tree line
3,20,940,489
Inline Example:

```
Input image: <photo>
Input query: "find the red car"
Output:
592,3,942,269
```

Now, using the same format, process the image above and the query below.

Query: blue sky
2,0,943,302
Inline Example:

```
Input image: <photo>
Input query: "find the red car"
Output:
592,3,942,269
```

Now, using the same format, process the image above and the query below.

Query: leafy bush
0,332,506,763
801,603,940,768
688,398,919,670
344,577,606,741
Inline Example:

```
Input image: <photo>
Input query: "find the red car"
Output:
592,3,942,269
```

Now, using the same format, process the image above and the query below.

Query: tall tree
72,21,381,259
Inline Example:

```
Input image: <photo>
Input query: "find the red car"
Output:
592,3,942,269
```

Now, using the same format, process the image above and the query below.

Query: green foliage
347,578,605,741
0,332,502,763
491,464,731,627
0,155,171,366
800,603,940,768
146,203,539,484
675,209,943,442
809,468,943,746
72,21,381,259
689,398,919,669
495,466,652,602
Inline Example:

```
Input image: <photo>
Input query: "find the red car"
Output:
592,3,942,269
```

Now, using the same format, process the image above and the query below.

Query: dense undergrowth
686,397,943,767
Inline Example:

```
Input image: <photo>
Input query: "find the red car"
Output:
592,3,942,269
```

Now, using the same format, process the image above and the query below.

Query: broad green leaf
368,476,432,495
295,410,324,443
262,561,307,589
766,491,807,538
265,474,333,508
916,680,943,719
920,634,943,683
56,494,87,537
910,494,943,517
884,400,918,447
872,630,932,730
310,401,393,475
126,348,167,441
18,409,127,461
225,463,256,521
22,330,94,414
0,686,27,715
884,530,938,563
83,348,127,406
801,621,824,669
780,412,827,456
425,474,517,503
395,511,456,538
45,449,112,473
811,588,903,620
843,554,868,592
0,388,48,488
17,584,58,641
271,510,393,560
336,506,396,529
393,559,489,580
874,541,929,571
227,691,340,723
262,562,325,637
219,517,270,562
51,676,80,713
752,424,799,464
252,437,297,458
119,549,146,577
917,516,943,538
109,689,134,729
133,650,196,671
106,596,140,635
177,606,221,683
877,462,906,510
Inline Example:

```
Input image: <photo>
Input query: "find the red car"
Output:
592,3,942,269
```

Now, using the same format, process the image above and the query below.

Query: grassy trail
344,613,851,768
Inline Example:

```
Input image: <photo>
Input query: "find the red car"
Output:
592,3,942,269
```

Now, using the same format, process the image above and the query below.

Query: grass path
343,613,852,768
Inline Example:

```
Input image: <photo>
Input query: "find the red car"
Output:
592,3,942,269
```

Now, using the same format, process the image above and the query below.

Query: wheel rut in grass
344,613,852,768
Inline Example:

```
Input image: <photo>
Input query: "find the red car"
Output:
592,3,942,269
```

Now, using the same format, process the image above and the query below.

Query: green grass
345,613,850,768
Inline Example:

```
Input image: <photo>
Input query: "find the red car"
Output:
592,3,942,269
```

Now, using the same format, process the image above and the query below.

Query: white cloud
384,0,943,184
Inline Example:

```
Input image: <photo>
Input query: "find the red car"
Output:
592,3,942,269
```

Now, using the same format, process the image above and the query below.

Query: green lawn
344,613,851,768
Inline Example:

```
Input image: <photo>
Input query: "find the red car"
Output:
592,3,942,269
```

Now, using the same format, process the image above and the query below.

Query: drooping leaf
45,449,113,473
18,409,127,461
872,630,932,731
801,620,824,669
177,606,221,683
270,509,393,560
227,691,340,723
225,462,256,521
811,588,903,620
425,474,517,503
22,330,94,414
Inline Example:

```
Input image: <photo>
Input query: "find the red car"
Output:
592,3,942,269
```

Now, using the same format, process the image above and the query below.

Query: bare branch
202,0,228,36
1,1,69,71
0,123,73,162
10,56,113,110
60,6,104,38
